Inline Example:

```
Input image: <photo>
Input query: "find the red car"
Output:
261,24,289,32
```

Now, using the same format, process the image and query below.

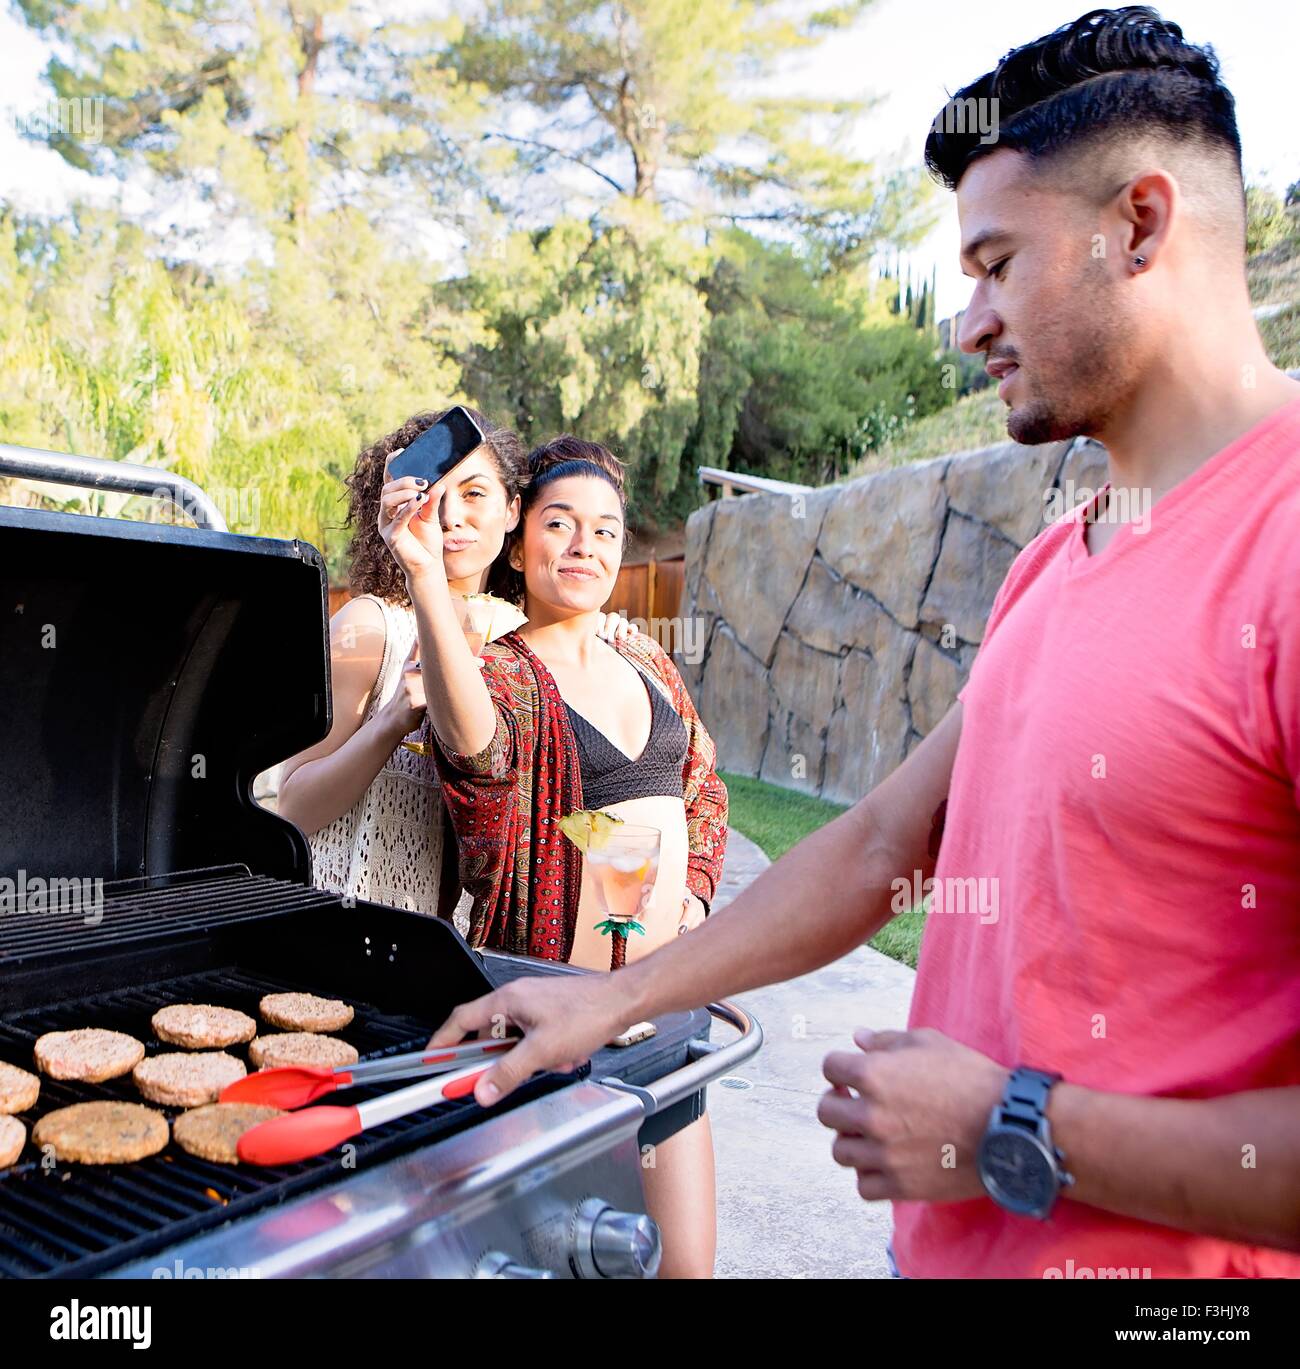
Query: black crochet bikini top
564,665,688,809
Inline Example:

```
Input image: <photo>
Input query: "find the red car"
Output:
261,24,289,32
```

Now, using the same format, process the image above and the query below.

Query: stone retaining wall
676,435,1109,805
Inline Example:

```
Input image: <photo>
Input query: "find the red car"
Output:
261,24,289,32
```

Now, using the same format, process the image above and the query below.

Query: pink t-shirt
893,395,1300,1279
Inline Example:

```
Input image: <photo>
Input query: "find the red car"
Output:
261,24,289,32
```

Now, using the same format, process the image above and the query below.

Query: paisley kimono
431,631,728,961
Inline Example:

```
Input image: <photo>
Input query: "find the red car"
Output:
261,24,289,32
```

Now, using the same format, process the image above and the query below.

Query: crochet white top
308,594,467,931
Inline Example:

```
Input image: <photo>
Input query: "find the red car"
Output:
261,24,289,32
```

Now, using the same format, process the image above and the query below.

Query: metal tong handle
343,1037,515,1084
356,1060,491,1128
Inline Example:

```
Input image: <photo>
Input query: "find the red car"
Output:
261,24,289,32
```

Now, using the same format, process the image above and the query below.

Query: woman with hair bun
380,434,728,1278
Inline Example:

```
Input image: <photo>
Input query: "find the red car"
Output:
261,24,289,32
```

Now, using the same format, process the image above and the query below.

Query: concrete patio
706,829,917,1279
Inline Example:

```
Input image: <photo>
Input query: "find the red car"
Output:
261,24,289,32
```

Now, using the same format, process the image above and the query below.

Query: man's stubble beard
1006,266,1135,445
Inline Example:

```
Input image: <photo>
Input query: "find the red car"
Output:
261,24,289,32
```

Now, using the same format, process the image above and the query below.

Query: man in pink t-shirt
832,9,1300,1278
428,9,1300,1279
889,391,1300,1277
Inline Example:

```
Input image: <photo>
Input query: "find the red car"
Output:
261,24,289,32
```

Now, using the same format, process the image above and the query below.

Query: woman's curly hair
488,434,629,606
343,405,528,605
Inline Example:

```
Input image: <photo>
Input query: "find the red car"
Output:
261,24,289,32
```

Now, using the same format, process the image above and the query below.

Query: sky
0,0,1296,324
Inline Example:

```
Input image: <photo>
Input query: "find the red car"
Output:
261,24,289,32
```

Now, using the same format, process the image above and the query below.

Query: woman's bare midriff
567,793,689,972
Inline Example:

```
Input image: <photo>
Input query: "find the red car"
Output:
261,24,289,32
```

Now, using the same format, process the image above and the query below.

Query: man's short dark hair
924,6,1241,192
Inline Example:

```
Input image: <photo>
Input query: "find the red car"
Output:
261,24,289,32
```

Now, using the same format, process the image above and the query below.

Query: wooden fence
601,555,685,625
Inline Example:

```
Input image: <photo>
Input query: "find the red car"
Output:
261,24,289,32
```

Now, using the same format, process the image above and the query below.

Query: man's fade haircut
924,6,1242,216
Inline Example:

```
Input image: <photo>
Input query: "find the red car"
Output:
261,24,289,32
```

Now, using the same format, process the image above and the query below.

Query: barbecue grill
0,446,761,1279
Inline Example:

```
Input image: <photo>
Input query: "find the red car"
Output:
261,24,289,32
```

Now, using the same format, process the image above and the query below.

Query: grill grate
0,867,339,963
0,964,560,1279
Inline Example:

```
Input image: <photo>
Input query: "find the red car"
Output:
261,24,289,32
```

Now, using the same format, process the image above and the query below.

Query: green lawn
720,771,927,969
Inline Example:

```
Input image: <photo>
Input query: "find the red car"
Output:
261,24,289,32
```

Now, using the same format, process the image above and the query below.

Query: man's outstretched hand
428,973,628,1106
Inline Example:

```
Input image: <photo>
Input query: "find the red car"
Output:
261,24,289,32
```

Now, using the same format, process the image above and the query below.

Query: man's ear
1116,167,1178,268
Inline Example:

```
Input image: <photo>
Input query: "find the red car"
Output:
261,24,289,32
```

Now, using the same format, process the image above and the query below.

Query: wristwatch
977,1066,1074,1220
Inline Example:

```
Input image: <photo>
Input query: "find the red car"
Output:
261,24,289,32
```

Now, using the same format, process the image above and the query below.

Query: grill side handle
600,1000,763,1116
0,441,228,530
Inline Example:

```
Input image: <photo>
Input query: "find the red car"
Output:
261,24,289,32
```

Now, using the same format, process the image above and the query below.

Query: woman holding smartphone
378,436,727,1278
276,406,528,920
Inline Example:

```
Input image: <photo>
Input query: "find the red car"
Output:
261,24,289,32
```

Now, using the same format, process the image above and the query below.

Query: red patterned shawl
432,631,728,960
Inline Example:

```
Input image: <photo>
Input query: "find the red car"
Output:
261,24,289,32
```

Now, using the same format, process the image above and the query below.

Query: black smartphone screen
387,406,485,485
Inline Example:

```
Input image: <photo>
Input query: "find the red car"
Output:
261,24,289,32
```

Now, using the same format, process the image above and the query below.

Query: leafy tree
449,199,709,513
689,230,952,491
1245,184,1293,255
0,204,462,577
440,2,939,514
8,2,496,572
5,1,949,552
450,0,933,248
15,0,497,244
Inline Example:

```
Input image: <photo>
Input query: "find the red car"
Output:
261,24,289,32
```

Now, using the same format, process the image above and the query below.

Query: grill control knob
474,1251,555,1279
572,1198,663,1279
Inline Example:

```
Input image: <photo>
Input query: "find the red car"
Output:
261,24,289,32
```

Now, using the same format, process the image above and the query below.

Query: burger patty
132,1052,247,1108
152,1004,257,1050
0,1061,40,1115
248,1034,359,1071
259,993,355,1033
34,1029,145,1083
32,1102,169,1164
172,1103,283,1164
0,1115,25,1168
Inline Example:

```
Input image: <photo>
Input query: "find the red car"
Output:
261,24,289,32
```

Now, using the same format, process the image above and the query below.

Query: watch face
980,1129,1056,1216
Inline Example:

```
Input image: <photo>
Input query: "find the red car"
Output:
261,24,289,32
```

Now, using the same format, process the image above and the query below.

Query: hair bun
527,434,626,493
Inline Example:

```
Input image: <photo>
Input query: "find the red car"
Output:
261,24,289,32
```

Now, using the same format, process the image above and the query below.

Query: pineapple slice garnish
459,592,527,642
558,809,625,853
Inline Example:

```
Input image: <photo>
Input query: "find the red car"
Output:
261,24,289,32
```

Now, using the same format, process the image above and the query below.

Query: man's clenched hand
818,1027,1009,1203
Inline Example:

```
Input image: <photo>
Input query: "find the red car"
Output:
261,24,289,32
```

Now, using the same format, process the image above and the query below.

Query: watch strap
998,1066,1062,1132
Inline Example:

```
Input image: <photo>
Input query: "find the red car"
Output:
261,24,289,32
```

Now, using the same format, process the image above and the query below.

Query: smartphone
387,405,486,486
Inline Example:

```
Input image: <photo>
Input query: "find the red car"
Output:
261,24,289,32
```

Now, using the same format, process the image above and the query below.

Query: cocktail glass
586,825,660,964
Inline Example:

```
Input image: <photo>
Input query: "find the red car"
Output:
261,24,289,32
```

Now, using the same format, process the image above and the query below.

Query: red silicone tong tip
220,1066,344,1110
237,1105,363,1165
441,1067,490,1101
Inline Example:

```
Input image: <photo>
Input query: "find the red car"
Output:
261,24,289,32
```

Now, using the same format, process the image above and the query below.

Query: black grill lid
0,507,331,887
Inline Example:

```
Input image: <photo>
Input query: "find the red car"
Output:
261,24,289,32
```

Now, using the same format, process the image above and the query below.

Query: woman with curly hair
379,435,728,1277
276,406,529,921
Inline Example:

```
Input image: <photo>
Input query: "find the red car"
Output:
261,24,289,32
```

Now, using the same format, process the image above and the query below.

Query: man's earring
1133,255,1147,270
